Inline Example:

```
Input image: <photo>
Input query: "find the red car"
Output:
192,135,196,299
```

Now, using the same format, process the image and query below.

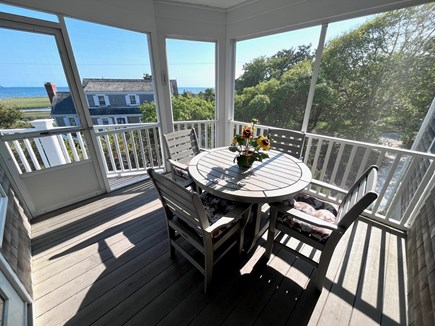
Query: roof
51,92,143,115
82,79,154,93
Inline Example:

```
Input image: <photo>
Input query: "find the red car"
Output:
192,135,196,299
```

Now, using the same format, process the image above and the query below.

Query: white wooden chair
163,128,201,189
265,165,378,291
268,128,305,159
148,168,252,293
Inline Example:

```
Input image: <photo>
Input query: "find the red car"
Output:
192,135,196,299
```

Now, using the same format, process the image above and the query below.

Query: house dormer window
93,94,110,107
126,94,139,106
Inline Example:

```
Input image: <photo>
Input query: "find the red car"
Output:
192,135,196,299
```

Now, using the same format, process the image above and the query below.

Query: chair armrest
168,159,188,171
204,204,251,234
272,203,342,232
205,217,235,233
310,179,347,195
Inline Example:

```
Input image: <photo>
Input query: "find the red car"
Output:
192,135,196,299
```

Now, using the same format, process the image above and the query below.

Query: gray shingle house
45,78,178,126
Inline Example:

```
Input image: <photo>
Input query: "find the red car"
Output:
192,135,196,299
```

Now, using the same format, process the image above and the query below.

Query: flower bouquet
229,119,271,168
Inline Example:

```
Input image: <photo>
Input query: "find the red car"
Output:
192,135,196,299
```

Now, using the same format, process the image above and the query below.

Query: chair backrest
268,128,305,158
163,128,201,164
336,165,378,230
147,168,209,233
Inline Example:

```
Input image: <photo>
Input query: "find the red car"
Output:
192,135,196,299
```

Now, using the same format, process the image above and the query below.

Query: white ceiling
153,0,257,9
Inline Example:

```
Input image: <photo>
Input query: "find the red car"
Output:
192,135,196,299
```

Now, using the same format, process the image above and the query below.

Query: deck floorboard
31,179,407,325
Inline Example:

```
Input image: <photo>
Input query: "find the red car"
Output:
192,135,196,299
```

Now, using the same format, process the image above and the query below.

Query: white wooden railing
232,120,435,230
0,127,89,174
93,123,163,177
173,120,217,149
4,117,432,229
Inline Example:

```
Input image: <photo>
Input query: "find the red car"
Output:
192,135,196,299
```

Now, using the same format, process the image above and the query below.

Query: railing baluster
311,139,323,177
145,128,154,167
356,147,370,178
375,149,386,170
57,134,71,164
13,140,32,172
204,123,209,149
303,136,313,166
155,127,162,167
67,133,80,162
319,140,333,182
371,151,398,215
76,132,88,159
198,123,203,148
106,134,117,173
137,129,146,169
385,156,419,221
96,135,110,174
23,139,41,170
340,145,358,188
34,137,50,168
129,130,139,170
4,141,22,173
400,159,435,227
121,131,132,171
330,142,345,187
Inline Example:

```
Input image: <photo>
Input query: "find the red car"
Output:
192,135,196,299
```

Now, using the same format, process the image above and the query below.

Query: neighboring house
45,78,178,126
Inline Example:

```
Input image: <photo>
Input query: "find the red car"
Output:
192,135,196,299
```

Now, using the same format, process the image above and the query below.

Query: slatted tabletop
188,147,312,203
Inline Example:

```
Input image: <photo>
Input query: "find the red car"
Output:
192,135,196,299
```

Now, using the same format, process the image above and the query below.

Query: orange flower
257,136,270,150
241,125,254,139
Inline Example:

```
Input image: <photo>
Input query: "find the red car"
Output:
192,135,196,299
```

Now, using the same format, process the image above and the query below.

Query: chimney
44,82,57,104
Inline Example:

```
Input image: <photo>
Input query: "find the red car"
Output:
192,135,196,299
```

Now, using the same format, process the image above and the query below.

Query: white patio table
188,147,312,250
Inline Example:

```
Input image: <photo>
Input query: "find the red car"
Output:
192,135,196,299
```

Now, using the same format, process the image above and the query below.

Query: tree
235,45,314,93
317,4,435,144
234,4,435,146
0,103,25,128
140,92,215,123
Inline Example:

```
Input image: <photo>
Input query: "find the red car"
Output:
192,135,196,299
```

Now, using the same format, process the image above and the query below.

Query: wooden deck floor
31,179,408,325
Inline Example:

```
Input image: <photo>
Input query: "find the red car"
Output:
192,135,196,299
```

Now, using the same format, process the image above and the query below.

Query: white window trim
114,116,127,124
97,117,112,125
93,94,110,107
126,94,139,106
0,184,8,249
63,116,78,126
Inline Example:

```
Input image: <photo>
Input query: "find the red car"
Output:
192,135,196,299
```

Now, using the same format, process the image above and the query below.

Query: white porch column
30,119,66,167
150,29,174,136
302,23,328,133
218,37,236,147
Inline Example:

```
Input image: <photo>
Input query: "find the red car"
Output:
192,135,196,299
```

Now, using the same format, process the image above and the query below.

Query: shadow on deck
31,179,407,325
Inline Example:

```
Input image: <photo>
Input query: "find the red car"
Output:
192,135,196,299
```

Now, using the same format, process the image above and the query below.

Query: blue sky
0,3,370,88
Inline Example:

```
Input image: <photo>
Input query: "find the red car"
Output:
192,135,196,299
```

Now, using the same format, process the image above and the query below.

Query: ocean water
0,87,70,98
0,86,209,98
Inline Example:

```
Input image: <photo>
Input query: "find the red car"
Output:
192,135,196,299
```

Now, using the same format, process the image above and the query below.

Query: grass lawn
1,97,50,109
22,111,52,120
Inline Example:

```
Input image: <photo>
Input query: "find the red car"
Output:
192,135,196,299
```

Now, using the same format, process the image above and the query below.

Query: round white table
188,147,312,204
188,147,312,251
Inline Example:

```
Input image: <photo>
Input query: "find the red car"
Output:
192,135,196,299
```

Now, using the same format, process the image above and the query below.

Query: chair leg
204,250,213,293
168,227,176,258
264,206,278,259
315,243,336,292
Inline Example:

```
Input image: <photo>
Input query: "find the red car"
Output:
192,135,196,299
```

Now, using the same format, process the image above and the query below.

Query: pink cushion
173,167,190,180
277,195,338,243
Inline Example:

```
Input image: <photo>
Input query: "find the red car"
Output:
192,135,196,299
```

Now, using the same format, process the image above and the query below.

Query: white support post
301,23,328,133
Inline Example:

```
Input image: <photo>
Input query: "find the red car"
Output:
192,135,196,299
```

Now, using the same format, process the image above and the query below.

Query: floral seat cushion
277,194,339,243
200,192,240,239
173,167,190,180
